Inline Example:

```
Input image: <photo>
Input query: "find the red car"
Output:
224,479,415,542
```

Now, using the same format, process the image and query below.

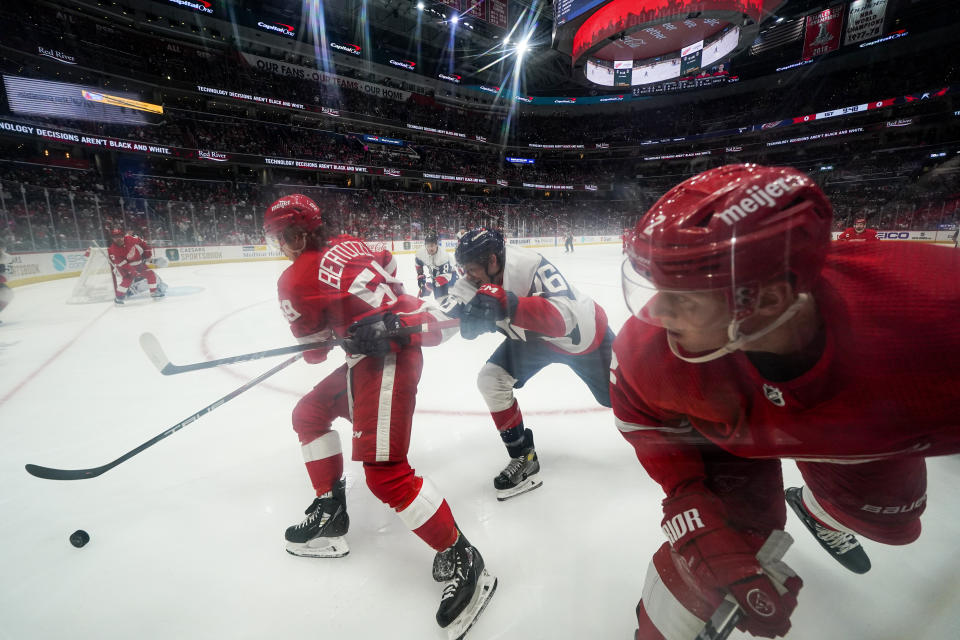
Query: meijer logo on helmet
716,176,801,225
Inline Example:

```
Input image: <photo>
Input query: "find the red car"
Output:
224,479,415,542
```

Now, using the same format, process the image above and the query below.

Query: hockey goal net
67,246,117,304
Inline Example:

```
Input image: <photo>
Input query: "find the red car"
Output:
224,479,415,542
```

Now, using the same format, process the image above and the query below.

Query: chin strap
667,293,811,364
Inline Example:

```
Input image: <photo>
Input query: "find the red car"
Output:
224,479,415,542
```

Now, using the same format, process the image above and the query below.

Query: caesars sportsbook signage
240,53,411,103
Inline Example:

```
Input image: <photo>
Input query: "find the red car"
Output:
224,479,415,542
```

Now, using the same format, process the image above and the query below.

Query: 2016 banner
803,5,845,59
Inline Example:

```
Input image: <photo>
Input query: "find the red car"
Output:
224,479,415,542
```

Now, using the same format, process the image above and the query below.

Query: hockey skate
433,532,498,640
493,428,542,501
285,478,350,558
786,487,871,574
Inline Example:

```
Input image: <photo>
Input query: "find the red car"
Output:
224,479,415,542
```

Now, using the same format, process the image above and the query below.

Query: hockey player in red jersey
836,216,879,242
444,228,613,500
264,194,496,638
107,229,163,304
614,164,960,639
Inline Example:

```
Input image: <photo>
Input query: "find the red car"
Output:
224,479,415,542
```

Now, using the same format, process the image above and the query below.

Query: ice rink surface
1,243,959,640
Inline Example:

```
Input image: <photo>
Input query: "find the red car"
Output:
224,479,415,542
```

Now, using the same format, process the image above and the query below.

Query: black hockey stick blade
24,354,301,481
139,331,321,375
25,463,111,481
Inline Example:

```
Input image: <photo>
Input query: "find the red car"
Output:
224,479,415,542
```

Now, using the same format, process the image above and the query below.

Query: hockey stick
695,530,795,640
24,354,301,481
140,318,460,375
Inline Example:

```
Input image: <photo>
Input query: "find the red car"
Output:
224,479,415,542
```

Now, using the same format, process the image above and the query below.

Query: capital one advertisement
803,5,844,58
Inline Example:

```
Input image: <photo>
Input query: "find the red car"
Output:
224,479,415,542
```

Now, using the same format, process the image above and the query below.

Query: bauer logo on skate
662,508,705,545
715,176,801,225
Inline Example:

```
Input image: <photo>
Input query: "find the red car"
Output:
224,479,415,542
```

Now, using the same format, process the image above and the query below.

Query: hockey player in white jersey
441,228,614,500
415,231,457,299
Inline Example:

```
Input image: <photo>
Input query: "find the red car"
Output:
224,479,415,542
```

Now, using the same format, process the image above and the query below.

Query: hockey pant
478,328,614,433
291,349,458,551
115,265,156,298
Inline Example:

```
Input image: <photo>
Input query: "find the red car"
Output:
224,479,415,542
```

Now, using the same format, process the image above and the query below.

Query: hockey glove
473,284,518,320
662,489,801,639
417,274,430,298
343,313,409,357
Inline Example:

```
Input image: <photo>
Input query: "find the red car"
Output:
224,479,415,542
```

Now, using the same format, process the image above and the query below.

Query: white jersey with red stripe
443,244,608,355
414,245,455,287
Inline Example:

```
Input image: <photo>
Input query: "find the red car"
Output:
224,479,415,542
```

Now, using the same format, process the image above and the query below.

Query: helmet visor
621,258,732,330
265,229,284,251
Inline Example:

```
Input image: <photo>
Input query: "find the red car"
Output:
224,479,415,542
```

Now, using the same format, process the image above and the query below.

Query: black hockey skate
493,428,542,501
285,478,349,558
433,533,497,639
786,486,871,574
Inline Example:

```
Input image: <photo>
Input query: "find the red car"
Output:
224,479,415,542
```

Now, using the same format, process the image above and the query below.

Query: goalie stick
695,530,795,640
24,354,301,481
140,318,460,375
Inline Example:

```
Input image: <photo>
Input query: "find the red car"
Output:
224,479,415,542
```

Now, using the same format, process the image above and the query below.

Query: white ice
1,244,958,640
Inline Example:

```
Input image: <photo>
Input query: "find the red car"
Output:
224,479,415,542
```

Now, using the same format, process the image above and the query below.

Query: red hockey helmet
623,164,833,361
263,194,323,250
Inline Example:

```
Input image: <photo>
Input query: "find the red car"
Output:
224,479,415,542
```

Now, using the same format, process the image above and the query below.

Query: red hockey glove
662,489,801,638
434,274,450,287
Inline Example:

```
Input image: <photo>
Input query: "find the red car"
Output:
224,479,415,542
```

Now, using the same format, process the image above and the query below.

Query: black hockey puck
69,530,90,548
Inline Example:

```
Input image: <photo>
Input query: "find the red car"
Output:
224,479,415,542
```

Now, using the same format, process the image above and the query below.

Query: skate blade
445,570,498,640
496,476,543,502
285,536,349,558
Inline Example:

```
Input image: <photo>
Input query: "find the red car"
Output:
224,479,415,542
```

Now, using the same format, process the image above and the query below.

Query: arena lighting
451,14,459,23
416,1,424,9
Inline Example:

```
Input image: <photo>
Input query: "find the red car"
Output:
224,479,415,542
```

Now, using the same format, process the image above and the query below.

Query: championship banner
844,0,888,45
464,0,487,22
487,0,508,28
803,6,844,59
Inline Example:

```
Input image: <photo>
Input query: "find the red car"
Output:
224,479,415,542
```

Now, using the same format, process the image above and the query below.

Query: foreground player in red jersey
614,164,959,639
107,229,163,304
836,216,879,242
264,194,496,639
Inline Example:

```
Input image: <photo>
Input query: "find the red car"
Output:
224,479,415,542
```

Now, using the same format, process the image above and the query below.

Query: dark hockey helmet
263,194,323,250
424,231,439,245
455,228,505,269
